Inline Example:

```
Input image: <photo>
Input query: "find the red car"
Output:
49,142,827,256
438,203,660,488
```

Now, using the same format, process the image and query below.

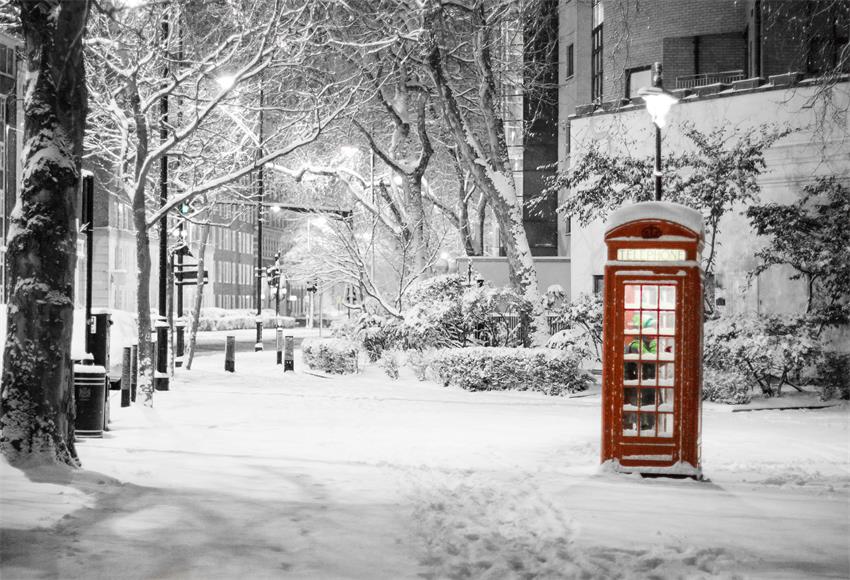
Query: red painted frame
601,218,704,472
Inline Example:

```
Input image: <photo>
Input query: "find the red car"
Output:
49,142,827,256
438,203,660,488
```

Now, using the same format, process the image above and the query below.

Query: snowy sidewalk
2,350,848,579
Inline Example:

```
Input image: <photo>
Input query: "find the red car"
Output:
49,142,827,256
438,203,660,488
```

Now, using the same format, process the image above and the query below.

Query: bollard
103,374,111,431
121,347,131,407
150,336,157,385
130,344,138,403
225,335,236,372
276,328,283,365
284,335,294,372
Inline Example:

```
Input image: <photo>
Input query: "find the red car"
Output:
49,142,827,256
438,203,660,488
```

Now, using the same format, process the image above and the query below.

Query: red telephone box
601,202,704,477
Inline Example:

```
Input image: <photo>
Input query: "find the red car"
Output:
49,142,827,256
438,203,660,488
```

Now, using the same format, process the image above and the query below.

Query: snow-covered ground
1,344,848,579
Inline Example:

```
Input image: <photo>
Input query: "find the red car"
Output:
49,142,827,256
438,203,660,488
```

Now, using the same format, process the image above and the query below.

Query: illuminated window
623,283,676,438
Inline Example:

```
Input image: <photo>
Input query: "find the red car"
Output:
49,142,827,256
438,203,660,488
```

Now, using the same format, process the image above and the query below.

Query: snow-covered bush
815,352,850,401
704,315,822,397
546,328,592,361
378,350,400,380
406,348,435,381
547,293,603,362
702,368,752,405
302,338,359,374
330,317,358,340
397,275,466,349
354,313,401,362
429,347,590,396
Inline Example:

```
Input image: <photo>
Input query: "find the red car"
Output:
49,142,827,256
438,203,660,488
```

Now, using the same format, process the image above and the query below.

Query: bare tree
86,1,353,404
420,0,543,301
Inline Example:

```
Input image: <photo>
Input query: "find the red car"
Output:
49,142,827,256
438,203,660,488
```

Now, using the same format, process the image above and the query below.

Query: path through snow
1,347,848,579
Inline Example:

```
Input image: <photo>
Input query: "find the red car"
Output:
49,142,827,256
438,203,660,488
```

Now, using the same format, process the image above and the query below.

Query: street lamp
637,62,678,201
155,10,172,391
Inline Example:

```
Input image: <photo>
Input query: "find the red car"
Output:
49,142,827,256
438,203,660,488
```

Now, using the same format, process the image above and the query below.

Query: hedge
302,338,360,374
429,347,590,396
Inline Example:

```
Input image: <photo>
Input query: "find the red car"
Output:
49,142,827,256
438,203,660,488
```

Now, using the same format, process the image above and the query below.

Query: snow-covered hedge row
430,347,590,396
192,309,296,332
302,338,360,375
702,368,752,405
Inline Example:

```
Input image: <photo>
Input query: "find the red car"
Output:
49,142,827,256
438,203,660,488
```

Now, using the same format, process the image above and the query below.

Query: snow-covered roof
605,201,704,238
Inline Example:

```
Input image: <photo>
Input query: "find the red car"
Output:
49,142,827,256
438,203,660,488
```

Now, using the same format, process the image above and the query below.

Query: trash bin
74,364,107,438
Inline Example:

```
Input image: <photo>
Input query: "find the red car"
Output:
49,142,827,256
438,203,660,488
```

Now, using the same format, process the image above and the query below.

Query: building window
591,0,604,101
593,274,605,295
566,43,574,78
0,45,15,78
625,66,652,99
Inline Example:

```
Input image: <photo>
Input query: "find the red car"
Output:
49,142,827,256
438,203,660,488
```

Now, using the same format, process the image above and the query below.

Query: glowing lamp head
637,86,678,128
216,74,237,91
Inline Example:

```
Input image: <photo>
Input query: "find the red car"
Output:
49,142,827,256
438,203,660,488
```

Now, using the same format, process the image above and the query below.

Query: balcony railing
675,70,744,89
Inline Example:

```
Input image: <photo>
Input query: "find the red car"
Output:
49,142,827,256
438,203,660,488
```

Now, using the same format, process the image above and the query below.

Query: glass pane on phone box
658,337,674,358
624,362,639,381
641,285,658,308
658,362,674,384
658,388,674,408
624,387,638,407
624,337,641,356
625,285,640,308
640,388,656,407
641,311,658,333
640,337,657,357
659,311,675,334
658,413,673,437
660,285,676,309
641,363,656,382
625,310,641,333
623,412,638,434
639,413,656,436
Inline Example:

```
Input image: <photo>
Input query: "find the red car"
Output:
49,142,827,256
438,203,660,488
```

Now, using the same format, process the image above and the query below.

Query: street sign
175,269,209,285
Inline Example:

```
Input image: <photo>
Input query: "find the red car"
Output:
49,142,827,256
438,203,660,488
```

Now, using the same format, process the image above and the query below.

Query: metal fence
675,69,744,89
472,312,571,347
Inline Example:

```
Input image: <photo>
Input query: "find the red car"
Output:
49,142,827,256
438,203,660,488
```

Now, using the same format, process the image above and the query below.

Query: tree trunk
133,209,154,406
167,254,175,378
405,177,428,273
185,221,210,370
1,1,90,466
476,199,487,255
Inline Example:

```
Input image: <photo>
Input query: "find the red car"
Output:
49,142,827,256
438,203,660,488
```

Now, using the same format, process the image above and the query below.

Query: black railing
675,70,744,89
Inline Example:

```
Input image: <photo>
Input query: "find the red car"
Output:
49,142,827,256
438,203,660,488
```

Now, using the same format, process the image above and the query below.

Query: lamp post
173,217,191,367
270,251,281,327
155,12,171,391
637,62,679,201
254,77,265,351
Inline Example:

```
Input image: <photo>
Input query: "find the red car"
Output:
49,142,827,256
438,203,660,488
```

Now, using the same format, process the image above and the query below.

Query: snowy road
2,349,848,579
190,327,321,354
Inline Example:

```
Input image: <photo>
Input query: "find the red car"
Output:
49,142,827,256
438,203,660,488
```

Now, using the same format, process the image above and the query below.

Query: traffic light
178,200,193,215
266,265,280,287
